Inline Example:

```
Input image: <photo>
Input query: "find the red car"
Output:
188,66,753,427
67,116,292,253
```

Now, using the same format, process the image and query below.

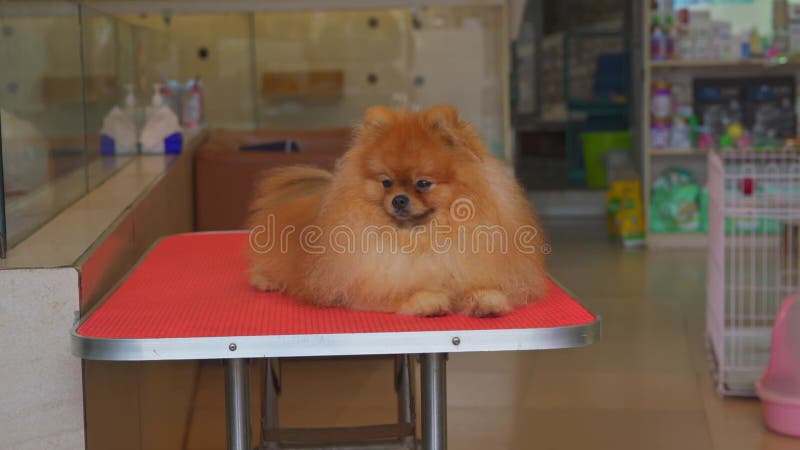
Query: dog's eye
416,180,433,191
381,179,393,188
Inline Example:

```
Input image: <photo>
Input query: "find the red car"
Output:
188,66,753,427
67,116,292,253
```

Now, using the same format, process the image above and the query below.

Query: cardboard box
688,10,712,30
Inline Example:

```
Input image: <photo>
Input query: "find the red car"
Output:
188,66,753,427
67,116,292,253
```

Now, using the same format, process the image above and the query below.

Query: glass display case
0,1,175,256
1,1,509,257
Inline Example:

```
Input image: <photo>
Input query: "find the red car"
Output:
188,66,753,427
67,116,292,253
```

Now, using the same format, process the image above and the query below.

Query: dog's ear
422,105,462,148
361,106,395,131
423,104,459,132
354,106,395,144
423,105,487,160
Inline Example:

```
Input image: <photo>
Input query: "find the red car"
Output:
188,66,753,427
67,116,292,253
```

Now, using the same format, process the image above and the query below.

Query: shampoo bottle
100,84,138,155
140,83,183,154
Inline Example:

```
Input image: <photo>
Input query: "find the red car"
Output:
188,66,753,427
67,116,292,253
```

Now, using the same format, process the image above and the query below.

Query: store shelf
647,232,708,250
649,148,708,156
649,59,800,71
566,100,628,116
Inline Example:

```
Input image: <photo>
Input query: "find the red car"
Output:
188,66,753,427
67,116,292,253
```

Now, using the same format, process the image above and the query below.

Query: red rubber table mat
77,232,595,339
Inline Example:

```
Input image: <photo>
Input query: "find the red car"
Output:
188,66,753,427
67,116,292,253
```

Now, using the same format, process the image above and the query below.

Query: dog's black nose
392,194,410,210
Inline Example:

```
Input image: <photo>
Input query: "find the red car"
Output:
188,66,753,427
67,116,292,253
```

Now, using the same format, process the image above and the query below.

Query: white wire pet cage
707,149,800,396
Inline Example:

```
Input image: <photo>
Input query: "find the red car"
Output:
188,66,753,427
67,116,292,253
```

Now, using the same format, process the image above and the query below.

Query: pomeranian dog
247,105,546,317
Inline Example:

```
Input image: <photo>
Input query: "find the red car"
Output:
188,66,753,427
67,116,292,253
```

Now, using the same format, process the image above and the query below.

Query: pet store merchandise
643,0,800,248
649,167,706,234
606,178,646,247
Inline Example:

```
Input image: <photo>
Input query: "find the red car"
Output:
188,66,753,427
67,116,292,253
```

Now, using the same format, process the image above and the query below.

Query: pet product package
693,78,743,140
606,179,645,247
743,77,796,145
649,167,703,233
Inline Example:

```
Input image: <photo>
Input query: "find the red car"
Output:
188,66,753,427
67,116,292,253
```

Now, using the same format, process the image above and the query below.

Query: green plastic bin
580,131,631,189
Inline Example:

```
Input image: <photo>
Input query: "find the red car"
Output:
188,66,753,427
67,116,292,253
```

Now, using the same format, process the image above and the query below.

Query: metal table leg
396,354,416,448
261,358,280,449
225,358,251,450
420,353,447,450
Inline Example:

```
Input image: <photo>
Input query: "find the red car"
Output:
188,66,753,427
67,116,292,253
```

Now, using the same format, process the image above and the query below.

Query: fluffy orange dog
247,105,546,316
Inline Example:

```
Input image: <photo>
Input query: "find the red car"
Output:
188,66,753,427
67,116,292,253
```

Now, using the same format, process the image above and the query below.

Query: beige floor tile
448,370,532,408
522,369,703,411
448,407,714,450
528,332,695,374
448,351,537,374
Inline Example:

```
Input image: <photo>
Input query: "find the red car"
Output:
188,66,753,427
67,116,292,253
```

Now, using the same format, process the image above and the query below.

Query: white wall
0,268,84,450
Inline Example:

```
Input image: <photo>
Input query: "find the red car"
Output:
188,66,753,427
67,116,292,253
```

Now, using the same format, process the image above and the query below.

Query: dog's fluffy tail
248,166,333,219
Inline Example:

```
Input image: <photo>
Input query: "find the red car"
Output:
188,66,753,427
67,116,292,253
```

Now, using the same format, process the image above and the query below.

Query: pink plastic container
755,294,800,438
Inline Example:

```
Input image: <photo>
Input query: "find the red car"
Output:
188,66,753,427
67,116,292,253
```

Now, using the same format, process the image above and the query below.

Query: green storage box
580,131,631,188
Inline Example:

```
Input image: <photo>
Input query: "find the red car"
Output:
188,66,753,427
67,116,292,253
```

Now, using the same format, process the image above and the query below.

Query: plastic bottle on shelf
651,15,666,61
140,83,182,154
650,80,672,149
675,9,692,61
145,83,165,120
669,107,692,149
99,84,138,156
159,79,181,118
664,15,677,60
651,81,672,122
182,76,204,128
651,121,671,148
750,28,762,56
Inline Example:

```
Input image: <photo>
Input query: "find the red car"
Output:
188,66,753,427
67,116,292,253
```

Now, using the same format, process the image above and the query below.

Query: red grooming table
72,232,600,450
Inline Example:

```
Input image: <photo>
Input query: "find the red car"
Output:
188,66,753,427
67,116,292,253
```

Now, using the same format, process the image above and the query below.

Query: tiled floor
184,219,799,450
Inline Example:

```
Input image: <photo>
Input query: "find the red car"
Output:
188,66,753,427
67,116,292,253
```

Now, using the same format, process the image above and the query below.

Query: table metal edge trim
71,316,601,361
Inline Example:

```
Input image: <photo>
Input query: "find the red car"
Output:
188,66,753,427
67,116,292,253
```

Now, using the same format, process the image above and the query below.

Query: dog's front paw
249,273,280,292
398,291,452,317
458,289,512,317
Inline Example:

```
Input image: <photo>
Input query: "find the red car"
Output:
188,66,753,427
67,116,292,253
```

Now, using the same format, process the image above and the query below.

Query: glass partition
0,0,86,253
81,5,176,189
1,2,507,257
0,1,175,255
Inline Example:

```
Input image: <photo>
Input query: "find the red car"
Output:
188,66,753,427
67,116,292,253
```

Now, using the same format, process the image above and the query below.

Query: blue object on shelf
164,132,182,154
239,140,301,152
100,134,115,156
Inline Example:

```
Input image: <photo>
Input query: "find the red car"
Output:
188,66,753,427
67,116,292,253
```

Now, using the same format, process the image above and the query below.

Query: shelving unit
649,148,707,156
642,29,712,249
649,59,800,70
641,2,800,249
647,232,708,249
